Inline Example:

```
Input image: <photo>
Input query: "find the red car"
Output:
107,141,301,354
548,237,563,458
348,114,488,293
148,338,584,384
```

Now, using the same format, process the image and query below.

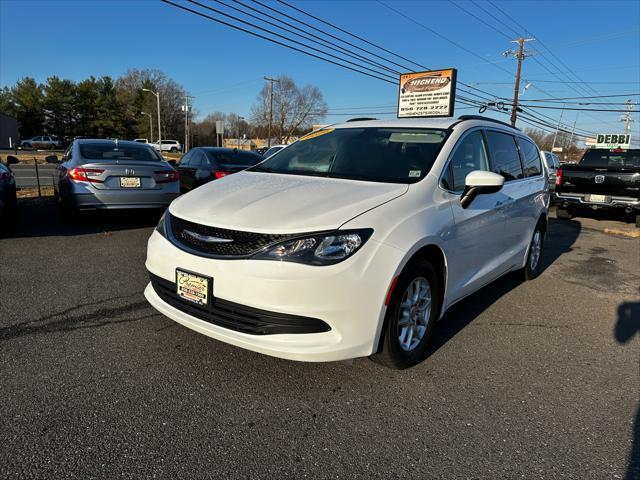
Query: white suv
144,116,549,368
152,140,182,152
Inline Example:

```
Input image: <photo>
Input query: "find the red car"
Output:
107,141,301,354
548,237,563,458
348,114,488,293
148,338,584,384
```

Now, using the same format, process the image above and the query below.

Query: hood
169,171,408,233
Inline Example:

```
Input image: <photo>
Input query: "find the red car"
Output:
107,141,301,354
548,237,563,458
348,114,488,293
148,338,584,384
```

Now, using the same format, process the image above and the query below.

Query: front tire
523,223,545,280
371,259,441,369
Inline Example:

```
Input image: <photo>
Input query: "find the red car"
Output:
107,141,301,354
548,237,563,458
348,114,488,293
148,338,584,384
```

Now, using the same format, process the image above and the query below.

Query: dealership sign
398,69,457,118
595,134,630,149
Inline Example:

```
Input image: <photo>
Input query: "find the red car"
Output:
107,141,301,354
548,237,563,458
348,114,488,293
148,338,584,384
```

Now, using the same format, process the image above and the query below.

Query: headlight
156,210,167,237
254,229,373,265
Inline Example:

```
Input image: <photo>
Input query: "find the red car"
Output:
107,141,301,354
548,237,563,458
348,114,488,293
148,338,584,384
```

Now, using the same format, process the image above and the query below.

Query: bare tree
252,75,327,143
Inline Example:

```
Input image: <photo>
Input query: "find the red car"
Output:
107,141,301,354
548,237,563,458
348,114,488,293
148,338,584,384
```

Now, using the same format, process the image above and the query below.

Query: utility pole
264,76,280,147
566,112,578,161
503,38,534,127
237,116,245,149
621,99,635,135
182,95,194,152
551,105,565,152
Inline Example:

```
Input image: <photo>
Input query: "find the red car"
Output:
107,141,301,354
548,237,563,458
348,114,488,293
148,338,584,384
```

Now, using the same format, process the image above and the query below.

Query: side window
63,146,72,161
180,150,193,166
442,130,490,191
192,151,205,167
516,137,542,177
484,131,524,181
201,152,213,167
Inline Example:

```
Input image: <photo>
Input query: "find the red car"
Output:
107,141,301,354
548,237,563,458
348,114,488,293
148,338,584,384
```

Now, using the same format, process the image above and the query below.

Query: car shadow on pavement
428,217,582,356
1,198,162,239
614,301,640,480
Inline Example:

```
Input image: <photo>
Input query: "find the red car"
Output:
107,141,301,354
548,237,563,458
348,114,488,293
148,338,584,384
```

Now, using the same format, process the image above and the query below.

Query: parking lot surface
1,203,638,479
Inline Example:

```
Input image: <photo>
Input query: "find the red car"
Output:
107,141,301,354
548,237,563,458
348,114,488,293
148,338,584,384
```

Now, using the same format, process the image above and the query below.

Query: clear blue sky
1,0,638,143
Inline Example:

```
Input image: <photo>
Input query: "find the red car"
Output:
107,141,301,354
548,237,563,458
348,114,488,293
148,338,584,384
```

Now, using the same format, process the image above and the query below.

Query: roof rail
346,117,377,122
456,115,520,131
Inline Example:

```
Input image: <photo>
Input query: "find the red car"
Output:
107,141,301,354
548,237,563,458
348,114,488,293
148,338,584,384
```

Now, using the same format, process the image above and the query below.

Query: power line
189,0,402,82
267,0,500,103
274,0,425,71
223,0,400,75
161,0,397,84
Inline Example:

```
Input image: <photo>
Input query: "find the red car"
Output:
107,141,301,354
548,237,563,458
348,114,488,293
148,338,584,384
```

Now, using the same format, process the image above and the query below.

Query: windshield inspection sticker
409,170,422,178
300,128,334,141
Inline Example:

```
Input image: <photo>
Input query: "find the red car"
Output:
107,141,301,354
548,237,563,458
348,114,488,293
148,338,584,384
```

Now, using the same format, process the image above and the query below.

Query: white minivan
144,116,549,368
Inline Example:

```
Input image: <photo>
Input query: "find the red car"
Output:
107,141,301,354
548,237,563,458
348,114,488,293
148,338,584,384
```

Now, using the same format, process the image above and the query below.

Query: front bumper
554,192,640,211
144,229,404,362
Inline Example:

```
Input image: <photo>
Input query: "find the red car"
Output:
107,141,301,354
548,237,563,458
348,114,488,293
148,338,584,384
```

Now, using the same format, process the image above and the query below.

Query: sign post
398,68,457,118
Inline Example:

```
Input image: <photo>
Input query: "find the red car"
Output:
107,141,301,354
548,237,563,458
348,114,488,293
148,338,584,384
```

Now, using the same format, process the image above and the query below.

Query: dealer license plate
589,194,607,203
120,177,141,188
176,269,210,306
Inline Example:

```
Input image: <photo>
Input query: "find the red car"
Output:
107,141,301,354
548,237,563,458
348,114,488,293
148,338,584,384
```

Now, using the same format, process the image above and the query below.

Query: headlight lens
254,229,372,265
156,211,167,237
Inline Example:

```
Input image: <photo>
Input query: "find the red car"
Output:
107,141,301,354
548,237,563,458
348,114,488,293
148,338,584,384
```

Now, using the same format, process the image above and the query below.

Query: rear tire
523,222,545,281
556,207,573,219
635,214,640,229
370,259,441,369
170,147,178,152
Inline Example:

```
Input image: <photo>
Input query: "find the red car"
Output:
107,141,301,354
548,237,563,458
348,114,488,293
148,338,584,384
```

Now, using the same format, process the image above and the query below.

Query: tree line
0,71,328,146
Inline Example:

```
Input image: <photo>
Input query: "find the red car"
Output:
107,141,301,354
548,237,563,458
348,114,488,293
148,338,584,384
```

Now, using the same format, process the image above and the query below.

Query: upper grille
169,213,291,257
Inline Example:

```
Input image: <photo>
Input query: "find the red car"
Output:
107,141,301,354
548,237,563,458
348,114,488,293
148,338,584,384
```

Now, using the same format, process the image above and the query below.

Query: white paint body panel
144,118,549,361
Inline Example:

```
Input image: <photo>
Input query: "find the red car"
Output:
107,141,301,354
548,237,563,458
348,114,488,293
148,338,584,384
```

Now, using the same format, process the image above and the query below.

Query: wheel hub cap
397,277,432,352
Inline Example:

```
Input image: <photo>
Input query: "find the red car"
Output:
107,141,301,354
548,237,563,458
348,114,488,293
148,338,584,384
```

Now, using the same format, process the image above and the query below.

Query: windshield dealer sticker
409,170,421,178
300,128,334,141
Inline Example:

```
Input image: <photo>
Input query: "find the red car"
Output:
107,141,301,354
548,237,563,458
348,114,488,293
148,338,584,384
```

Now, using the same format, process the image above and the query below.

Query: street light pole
264,76,280,148
141,111,153,142
143,88,161,148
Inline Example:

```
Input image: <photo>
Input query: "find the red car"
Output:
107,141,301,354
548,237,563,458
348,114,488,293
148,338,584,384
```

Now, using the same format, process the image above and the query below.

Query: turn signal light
155,170,180,183
555,168,563,186
214,171,230,179
68,167,104,183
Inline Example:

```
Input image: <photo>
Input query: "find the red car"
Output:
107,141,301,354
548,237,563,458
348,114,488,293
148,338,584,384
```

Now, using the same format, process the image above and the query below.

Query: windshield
251,127,448,183
580,149,640,168
79,142,163,161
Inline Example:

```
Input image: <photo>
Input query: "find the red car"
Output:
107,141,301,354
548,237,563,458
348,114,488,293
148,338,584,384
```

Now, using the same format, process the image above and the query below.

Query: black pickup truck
555,148,640,226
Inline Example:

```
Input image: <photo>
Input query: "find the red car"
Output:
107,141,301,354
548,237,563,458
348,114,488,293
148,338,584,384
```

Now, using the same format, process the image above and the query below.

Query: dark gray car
51,139,181,213
0,156,18,225
177,147,263,192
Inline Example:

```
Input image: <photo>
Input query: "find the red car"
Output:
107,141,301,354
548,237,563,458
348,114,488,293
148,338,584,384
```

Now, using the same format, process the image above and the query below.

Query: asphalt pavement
0,203,638,479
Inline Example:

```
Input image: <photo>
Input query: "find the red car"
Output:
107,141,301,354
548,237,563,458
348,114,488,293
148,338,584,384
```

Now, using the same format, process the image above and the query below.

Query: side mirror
6,155,19,165
460,170,504,209
45,155,59,164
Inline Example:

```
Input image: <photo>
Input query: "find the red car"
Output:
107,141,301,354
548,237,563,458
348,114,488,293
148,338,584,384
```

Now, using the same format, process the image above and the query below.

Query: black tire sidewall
382,259,441,369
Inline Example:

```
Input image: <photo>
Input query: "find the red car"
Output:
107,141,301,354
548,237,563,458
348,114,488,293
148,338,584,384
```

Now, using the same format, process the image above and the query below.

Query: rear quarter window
484,131,525,181
517,137,542,177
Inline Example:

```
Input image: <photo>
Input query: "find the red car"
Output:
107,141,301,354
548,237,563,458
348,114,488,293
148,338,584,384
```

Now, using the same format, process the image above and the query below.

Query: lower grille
149,272,330,335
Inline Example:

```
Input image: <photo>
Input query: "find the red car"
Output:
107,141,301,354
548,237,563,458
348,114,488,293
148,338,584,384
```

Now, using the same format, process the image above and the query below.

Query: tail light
155,170,180,183
555,167,563,186
214,171,230,179
68,167,104,183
